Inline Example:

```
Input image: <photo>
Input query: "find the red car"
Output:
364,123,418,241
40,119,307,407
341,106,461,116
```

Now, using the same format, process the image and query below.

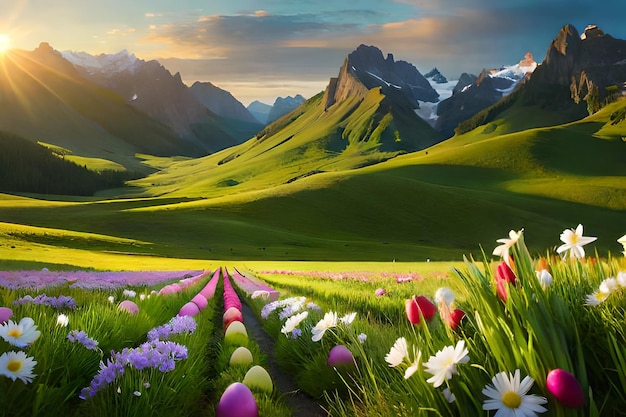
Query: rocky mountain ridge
324,44,439,111
63,49,260,153
454,24,626,136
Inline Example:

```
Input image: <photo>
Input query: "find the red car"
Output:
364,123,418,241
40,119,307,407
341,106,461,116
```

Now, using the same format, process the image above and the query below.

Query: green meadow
1,99,625,270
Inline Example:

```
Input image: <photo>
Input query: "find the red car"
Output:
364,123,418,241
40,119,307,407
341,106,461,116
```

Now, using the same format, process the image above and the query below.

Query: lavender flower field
1,226,626,416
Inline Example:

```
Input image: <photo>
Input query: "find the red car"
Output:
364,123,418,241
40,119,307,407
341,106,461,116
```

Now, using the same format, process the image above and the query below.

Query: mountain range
0,23,625,261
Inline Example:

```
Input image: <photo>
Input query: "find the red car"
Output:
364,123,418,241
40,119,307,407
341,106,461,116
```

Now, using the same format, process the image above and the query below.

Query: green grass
0,95,625,266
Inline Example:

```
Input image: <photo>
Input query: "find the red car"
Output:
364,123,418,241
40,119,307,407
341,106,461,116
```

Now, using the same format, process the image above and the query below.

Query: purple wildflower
80,340,188,399
147,315,197,341
13,294,77,309
291,329,302,339
67,330,99,350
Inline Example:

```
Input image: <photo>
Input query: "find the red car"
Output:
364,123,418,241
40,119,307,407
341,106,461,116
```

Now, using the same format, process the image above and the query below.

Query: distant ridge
0,43,188,172
247,100,272,124
63,49,248,154
266,95,306,123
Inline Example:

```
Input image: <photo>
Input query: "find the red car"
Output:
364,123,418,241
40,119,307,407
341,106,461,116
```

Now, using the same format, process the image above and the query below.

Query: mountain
0,43,192,172
189,81,260,124
266,95,306,124
127,45,443,199
424,68,448,84
247,101,273,124
325,44,439,110
434,53,537,138
455,24,626,137
62,50,245,154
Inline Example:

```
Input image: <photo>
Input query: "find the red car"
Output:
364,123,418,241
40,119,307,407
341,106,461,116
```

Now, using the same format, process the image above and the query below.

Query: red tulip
496,261,516,284
405,295,437,324
546,369,585,408
447,309,465,330
496,278,508,302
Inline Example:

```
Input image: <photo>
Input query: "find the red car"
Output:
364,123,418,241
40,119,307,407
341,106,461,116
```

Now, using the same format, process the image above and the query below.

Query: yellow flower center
7,329,22,338
570,234,579,244
502,391,522,408
7,359,22,373
597,292,609,301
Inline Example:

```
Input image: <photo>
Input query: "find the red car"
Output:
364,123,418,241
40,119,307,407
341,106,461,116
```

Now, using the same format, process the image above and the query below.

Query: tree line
0,130,137,196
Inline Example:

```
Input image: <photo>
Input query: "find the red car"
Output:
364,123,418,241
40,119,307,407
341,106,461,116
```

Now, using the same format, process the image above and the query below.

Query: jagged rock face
453,73,478,95
70,56,211,138
435,55,535,138
435,70,510,138
266,95,306,123
325,44,438,110
526,24,626,105
424,68,448,84
190,82,259,124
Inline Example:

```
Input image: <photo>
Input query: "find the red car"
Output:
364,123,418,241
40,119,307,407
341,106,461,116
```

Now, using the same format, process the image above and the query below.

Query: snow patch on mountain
415,72,457,124
61,50,139,75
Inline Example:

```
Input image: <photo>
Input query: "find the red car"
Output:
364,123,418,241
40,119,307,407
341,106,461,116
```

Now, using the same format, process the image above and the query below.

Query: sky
1,0,625,106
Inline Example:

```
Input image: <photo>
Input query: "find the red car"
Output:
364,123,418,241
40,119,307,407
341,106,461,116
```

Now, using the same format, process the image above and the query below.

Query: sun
0,34,11,53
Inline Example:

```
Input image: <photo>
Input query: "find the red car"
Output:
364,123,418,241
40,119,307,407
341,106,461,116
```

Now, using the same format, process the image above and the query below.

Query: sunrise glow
0,34,10,53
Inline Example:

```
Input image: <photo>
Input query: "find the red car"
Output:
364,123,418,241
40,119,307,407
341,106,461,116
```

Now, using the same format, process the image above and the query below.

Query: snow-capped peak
489,52,537,82
61,49,139,74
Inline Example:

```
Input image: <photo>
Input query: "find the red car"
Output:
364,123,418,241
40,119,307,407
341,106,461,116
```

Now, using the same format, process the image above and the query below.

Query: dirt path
241,302,329,417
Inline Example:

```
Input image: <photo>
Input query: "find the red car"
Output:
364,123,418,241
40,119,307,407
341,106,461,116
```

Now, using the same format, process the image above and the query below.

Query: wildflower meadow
1,226,625,416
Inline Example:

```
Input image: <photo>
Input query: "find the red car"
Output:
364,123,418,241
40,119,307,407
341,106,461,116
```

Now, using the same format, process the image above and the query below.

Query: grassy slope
0,50,182,173
0,100,624,267
126,88,438,199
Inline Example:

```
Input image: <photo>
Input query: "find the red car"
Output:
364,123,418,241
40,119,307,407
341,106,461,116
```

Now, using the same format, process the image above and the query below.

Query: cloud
139,2,626,103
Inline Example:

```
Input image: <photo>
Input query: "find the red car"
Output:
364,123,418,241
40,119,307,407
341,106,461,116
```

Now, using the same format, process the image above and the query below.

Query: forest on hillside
0,131,136,196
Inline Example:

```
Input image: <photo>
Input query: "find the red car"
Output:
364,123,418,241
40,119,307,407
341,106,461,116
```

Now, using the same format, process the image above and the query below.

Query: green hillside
126,88,440,198
0,46,193,173
1,99,624,264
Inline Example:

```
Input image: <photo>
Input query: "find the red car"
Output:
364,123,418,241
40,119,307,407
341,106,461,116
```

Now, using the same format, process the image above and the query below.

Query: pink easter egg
178,301,200,317
0,307,13,323
117,300,139,315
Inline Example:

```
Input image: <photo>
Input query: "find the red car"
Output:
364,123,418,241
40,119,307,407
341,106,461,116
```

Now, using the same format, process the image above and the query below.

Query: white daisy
585,291,610,306
339,312,356,325
423,340,469,388
493,229,523,266
556,224,597,259
483,369,547,417
385,337,409,368
404,349,422,380
56,314,69,327
0,317,41,348
280,311,308,335
311,311,338,342
599,277,618,294
617,271,626,288
0,350,37,383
